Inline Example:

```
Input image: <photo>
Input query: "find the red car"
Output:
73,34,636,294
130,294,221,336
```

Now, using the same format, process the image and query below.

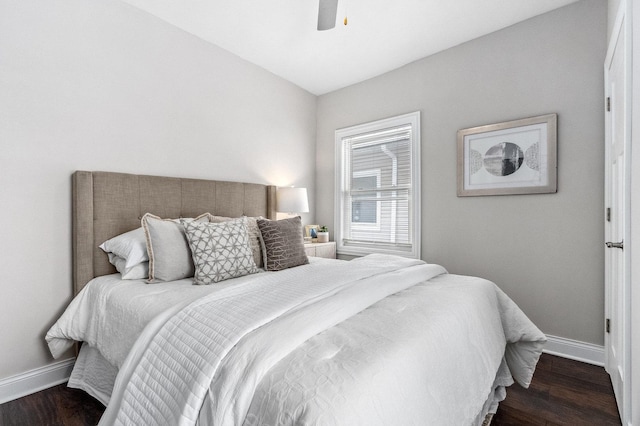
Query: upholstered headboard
72,171,277,294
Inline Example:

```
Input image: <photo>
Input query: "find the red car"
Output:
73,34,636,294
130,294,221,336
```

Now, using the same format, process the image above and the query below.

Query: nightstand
304,242,336,259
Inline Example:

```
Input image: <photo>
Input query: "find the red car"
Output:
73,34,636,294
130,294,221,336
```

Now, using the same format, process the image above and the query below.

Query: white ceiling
121,0,579,95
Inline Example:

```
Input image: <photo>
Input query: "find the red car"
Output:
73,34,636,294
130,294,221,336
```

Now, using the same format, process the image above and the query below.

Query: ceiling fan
317,0,339,31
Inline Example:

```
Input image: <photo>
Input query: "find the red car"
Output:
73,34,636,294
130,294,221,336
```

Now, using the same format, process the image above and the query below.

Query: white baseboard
0,358,75,404
543,334,605,366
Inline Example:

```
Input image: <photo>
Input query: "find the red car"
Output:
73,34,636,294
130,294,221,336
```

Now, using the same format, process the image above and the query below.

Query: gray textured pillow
257,216,309,271
141,213,209,283
184,218,259,285
209,215,264,268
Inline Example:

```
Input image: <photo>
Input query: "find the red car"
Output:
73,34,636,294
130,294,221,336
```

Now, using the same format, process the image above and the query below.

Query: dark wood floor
0,354,620,426
0,384,104,426
492,353,621,425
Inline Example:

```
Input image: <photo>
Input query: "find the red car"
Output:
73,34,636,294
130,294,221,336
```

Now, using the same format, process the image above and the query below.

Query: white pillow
141,213,209,283
107,253,149,280
99,227,148,268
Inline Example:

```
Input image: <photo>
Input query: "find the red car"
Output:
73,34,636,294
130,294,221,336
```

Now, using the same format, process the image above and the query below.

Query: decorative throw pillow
183,218,258,285
209,215,264,268
257,216,309,271
208,215,232,222
141,213,209,283
99,227,148,268
243,216,264,269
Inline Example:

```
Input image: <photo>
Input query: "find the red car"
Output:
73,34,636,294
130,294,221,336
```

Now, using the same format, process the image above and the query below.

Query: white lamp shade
277,187,309,213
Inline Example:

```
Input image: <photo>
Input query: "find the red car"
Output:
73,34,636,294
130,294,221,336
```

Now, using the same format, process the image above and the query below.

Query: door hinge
606,207,611,222
607,97,611,112
606,318,611,333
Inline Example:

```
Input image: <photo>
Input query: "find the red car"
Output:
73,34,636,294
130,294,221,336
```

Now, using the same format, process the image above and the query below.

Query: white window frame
334,111,421,259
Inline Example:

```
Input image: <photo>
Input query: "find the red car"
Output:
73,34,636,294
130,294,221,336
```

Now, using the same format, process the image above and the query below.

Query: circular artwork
483,142,524,177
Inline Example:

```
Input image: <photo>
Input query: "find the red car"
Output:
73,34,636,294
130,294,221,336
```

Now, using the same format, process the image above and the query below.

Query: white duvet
46,254,546,426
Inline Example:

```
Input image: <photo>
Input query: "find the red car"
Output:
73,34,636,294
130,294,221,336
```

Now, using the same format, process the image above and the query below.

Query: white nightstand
304,242,336,259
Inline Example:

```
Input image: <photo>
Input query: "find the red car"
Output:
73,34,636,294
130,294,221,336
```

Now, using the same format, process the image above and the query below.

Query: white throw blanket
99,255,443,425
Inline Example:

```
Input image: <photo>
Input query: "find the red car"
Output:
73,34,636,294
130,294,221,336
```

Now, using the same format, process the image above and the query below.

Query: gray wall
316,0,607,345
0,0,316,379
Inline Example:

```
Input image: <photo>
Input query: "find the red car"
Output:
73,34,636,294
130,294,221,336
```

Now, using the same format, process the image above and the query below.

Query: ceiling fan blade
317,0,339,31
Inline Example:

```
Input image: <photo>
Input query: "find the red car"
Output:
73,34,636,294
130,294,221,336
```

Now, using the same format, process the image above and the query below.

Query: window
335,111,421,258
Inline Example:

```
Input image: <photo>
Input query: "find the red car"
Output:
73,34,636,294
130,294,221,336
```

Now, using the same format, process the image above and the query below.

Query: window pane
352,200,377,223
351,176,378,223
347,191,410,243
351,140,411,189
351,175,377,190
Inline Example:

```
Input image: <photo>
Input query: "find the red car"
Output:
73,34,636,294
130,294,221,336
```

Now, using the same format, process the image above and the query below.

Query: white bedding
46,267,263,367
46,255,546,426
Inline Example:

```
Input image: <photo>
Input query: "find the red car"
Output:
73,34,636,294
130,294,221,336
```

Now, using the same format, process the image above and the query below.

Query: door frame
630,2,639,424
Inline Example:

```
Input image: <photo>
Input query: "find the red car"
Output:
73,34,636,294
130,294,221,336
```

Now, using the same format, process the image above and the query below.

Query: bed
46,170,546,426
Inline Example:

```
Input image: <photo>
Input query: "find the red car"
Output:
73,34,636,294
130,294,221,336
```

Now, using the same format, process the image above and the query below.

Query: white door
604,2,630,422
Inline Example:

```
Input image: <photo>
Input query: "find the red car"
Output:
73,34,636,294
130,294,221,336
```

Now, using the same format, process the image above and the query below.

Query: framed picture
305,224,319,240
457,114,557,196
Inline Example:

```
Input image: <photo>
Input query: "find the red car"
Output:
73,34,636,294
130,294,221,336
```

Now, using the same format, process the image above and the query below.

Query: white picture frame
304,224,319,240
457,114,558,196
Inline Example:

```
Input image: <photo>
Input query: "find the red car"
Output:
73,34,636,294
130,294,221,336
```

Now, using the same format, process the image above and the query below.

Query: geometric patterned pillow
209,215,264,269
183,218,259,285
257,216,309,271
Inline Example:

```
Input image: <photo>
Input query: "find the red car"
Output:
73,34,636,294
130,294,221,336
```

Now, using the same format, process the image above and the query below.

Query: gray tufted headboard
72,171,277,294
